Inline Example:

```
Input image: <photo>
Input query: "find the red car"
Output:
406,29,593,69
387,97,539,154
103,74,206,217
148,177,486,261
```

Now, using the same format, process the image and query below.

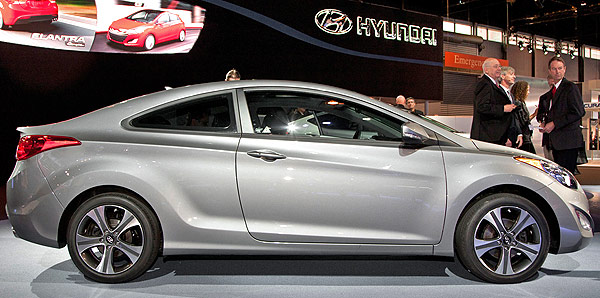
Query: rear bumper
2,4,58,26
6,158,64,248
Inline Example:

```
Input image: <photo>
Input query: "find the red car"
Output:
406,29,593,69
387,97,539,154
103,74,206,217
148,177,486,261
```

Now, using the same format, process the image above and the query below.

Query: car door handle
247,150,287,161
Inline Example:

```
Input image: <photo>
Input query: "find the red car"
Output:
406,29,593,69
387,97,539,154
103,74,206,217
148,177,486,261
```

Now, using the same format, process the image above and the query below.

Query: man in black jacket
539,56,585,173
470,58,517,146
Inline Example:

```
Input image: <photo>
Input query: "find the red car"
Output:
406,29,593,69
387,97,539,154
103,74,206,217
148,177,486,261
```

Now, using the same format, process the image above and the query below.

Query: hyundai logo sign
315,9,353,35
315,8,438,47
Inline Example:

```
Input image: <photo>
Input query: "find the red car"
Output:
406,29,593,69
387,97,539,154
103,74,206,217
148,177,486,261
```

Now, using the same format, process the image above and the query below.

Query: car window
131,93,236,132
128,11,161,23
157,13,170,24
245,91,405,141
169,14,180,22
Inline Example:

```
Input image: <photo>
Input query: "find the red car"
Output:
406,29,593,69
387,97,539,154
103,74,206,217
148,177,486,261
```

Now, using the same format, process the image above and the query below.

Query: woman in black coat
511,81,536,154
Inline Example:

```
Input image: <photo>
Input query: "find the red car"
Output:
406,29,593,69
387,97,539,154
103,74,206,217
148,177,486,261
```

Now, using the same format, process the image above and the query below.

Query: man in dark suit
539,56,585,173
470,58,517,146
536,75,555,160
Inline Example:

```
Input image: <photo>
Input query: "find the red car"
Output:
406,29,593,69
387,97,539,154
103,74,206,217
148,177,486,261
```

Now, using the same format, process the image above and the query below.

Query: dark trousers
552,148,579,174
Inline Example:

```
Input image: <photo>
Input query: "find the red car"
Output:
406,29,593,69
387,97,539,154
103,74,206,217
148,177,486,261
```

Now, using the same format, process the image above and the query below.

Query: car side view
6,80,594,283
0,0,58,29
107,9,186,51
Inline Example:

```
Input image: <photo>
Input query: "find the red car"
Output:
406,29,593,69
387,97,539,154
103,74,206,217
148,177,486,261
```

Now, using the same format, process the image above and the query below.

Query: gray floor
0,220,599,298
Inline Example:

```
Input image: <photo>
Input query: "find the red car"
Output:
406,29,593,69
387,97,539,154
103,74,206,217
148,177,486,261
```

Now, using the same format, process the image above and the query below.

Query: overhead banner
0,0,204,53
0,0,443,98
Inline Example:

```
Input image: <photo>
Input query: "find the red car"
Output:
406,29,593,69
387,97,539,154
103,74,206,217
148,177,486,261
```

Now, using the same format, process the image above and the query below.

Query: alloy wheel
75,204,145,275
473,206,542,275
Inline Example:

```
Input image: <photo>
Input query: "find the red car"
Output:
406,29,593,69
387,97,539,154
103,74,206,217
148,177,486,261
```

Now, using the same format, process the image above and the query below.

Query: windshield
127,11,161,23
417,115,460,133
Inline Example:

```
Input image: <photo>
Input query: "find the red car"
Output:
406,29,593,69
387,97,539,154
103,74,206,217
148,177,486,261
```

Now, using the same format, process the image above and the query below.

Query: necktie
549,86,555,110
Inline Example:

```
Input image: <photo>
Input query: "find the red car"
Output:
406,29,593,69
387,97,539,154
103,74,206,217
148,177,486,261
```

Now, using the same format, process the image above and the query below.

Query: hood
472,139,545,160
110,18,152,30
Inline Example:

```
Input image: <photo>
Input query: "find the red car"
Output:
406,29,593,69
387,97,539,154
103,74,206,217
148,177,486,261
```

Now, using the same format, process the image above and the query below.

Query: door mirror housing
402,122,431,147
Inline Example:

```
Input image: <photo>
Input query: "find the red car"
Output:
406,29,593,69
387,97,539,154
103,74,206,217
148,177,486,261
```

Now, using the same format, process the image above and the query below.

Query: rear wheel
455,193,550,283
67,192,161,283
144,34,155,50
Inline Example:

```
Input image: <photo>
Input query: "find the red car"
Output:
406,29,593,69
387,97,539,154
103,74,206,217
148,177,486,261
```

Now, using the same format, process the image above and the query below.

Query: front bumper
6,158,64,248
107,31,144,47
542,181,595,253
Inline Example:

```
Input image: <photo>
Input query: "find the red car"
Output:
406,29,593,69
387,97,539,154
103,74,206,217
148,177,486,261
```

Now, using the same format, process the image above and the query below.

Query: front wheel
67,192,161,283
455,193,550,283
178,29,185,42
144,34,155,50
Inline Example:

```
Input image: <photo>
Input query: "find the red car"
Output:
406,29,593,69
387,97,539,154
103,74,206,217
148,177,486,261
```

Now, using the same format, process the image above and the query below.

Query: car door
236,89,447,245
155,13,172,42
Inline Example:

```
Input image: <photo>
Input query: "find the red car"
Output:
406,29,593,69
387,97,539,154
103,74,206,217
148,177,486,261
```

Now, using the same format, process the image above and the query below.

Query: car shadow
32,255,515,289
29,253,600,296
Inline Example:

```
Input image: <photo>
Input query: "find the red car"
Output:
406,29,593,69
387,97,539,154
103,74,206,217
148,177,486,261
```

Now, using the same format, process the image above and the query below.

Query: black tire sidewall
455,193,550,283
66,192,160,283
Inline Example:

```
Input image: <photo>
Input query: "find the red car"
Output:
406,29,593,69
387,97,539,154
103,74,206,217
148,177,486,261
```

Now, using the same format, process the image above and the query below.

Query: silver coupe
6,80,594,283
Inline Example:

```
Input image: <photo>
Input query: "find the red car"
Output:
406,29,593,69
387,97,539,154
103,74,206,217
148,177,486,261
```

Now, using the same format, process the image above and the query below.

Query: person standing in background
394,95,406,109
499,66,523,148
225,69,241,81
406,97,424,115
470,58,517,146
511,81,536,154
539,56,585,173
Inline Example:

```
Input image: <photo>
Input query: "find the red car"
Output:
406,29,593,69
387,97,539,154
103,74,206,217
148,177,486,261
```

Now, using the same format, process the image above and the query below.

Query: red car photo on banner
107,9,186,51
0,0,58,28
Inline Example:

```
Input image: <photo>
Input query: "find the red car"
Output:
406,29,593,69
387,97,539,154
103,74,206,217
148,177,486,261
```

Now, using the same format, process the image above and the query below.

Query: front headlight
126,27,146,34
514,157,578,189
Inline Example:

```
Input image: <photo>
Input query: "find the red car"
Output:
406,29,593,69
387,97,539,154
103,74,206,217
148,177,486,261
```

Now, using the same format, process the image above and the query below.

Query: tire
67,192,161,283
455,193,550,283
178,29,185,42
144,34,155,51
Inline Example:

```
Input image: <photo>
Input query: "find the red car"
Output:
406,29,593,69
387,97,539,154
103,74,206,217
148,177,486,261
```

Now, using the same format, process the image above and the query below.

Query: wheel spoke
482,207,507,234
510,211,537,235
114,210,140,237
86,206,109,232
76,234,103,253
116,242,143,264
95,246,115,274
474,238,501,258
515,241,541,261
494,248,515,275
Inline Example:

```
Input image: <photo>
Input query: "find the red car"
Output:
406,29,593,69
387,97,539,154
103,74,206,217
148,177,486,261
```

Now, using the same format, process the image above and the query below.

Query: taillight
16,135,81,161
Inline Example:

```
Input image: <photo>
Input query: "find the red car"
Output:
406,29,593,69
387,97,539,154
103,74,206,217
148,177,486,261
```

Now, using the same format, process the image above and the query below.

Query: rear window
131,93,236,132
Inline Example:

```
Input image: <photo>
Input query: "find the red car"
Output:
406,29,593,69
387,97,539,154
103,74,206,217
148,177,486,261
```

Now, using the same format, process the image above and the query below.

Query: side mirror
402,122,430,147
